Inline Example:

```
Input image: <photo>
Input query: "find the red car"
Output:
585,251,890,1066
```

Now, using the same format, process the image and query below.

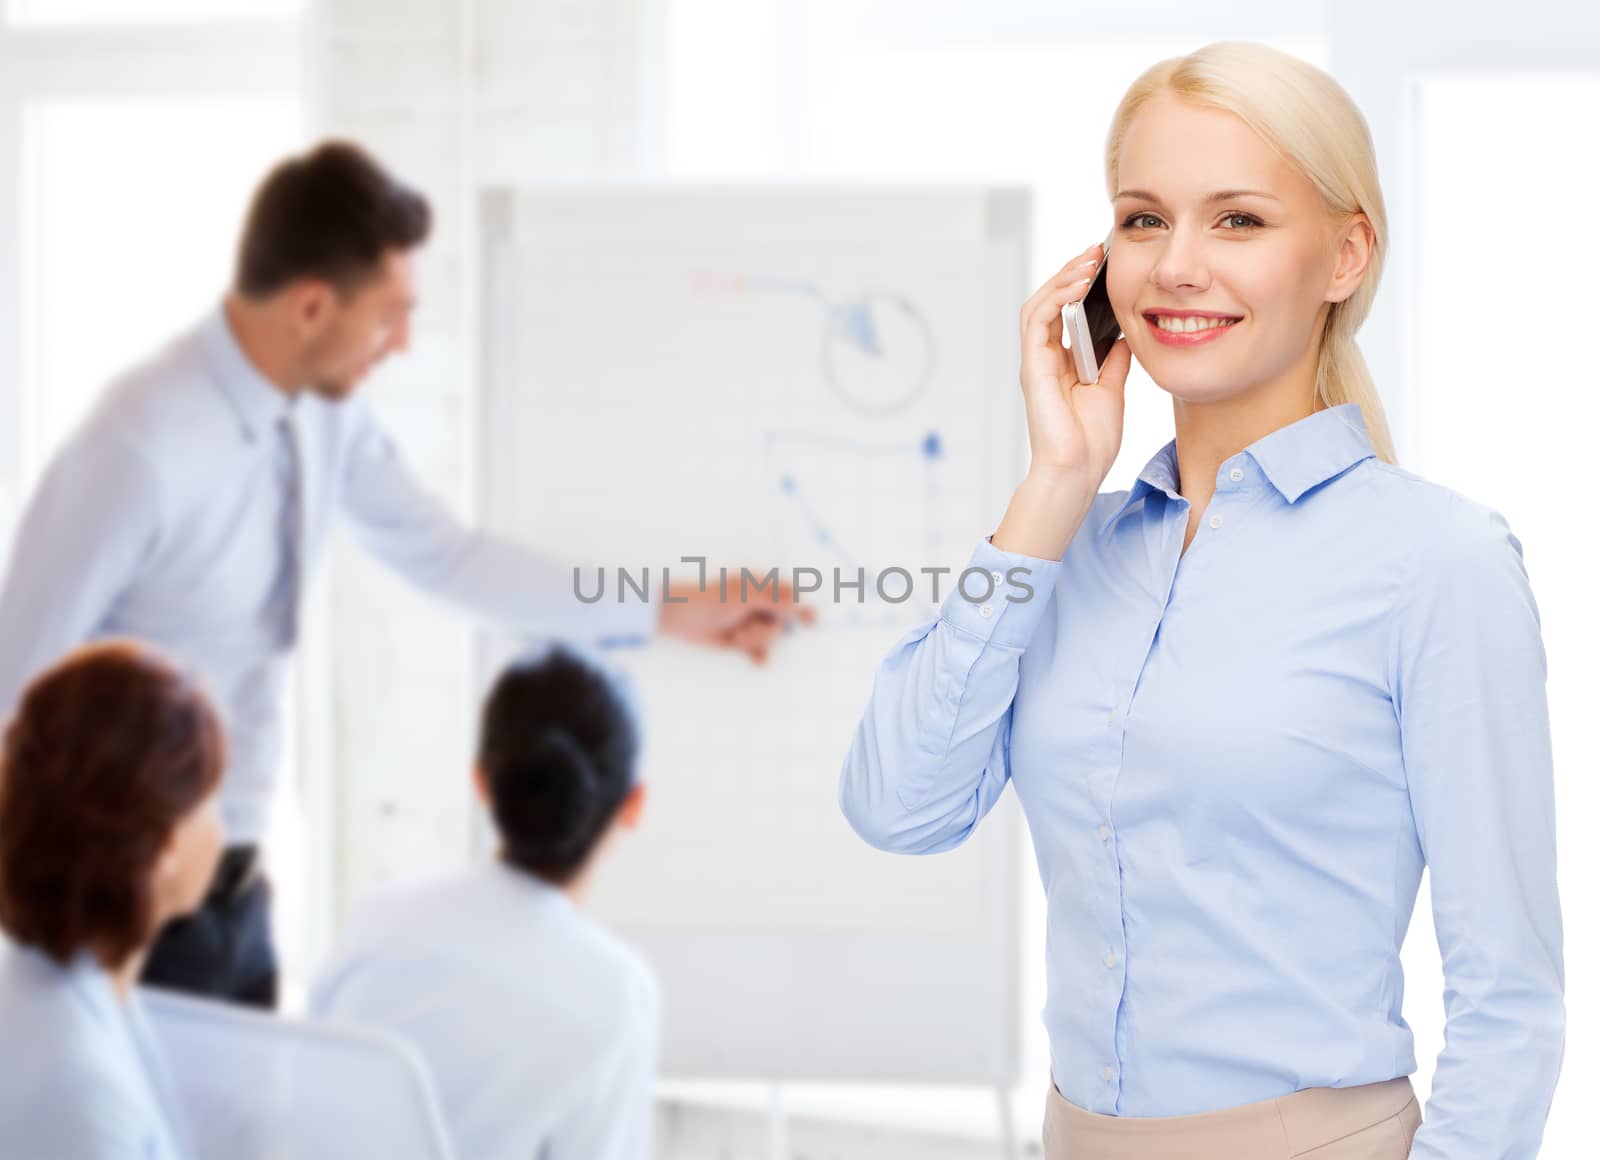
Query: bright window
5,0,300,23
20,97,300,472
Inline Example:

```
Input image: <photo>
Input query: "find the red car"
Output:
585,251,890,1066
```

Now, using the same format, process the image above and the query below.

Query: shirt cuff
592,584,659,649
936,535,1062,651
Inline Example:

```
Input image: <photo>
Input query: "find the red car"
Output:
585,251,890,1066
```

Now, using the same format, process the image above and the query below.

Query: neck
497,848,594,905
222,292,304,396
562,875,589,905
1171,340,1321,498
105,949,147,1002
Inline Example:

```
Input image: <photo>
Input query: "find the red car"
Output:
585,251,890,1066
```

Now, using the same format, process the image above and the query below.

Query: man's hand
656,570,817,665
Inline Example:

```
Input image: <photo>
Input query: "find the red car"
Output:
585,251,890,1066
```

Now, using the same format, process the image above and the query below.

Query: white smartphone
1061,230,1121,384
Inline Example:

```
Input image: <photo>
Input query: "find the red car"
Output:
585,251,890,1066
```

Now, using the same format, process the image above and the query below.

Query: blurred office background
0,1,1594,1156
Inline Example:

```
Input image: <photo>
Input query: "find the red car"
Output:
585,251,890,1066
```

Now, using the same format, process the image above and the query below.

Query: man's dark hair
233,139,431,298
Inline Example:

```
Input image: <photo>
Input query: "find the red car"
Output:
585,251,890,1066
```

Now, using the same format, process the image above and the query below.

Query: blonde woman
839,41,1563,1160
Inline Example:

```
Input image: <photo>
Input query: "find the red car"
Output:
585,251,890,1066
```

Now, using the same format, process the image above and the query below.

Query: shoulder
0,947,103,1045
566,914,661,1018
0,952,145,1122
479,868,660,1033
1362,460,1528,584
63,321,231,483
310,870,474,998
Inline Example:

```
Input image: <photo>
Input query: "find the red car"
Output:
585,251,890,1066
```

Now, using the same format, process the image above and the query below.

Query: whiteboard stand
996,1084,1019,1160
768,1082,786,1160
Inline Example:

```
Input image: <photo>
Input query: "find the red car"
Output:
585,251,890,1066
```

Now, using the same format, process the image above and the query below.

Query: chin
1143,363,1244,404
312,379,361,402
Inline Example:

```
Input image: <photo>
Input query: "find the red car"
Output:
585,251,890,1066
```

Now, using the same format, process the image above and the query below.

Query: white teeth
1153,315,1238,333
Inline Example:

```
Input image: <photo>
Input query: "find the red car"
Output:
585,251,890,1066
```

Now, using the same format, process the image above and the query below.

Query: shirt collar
200,301,295,443
1098,402,1376,535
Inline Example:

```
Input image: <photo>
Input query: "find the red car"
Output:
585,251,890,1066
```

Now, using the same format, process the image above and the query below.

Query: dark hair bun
494,728,602,868
477,646,640,887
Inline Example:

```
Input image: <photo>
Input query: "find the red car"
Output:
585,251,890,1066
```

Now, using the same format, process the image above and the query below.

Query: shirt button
979,603,993,618
1103,951,1117,968
1208,513,1223,529
1098,825,1111,841
1101,1065,1115,1082
1228,467,1243,482
990,570,1003,583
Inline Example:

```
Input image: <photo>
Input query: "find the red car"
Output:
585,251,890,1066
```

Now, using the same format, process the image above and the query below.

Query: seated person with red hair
0,641,226,1160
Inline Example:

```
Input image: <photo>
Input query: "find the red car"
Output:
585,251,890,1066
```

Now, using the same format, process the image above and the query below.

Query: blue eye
1223,212,1263,229
1121,213,1161,229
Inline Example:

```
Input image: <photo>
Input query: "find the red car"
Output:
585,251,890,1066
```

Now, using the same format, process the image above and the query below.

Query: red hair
0,640,225,967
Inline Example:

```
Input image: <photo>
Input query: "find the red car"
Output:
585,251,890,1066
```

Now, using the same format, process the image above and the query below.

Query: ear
287,278,337,335
1325,212,1375,305
152,826,181,892
615,783,647,830
471,765,491,808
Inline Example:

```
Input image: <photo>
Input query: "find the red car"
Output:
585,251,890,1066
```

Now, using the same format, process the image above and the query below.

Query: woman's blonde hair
1104,41,1397,464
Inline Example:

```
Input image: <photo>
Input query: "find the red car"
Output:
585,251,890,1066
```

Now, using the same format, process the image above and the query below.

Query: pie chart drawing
707,274,936,418
819,290,936,418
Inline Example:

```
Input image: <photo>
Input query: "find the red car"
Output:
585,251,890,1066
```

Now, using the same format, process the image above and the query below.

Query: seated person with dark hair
0,641,226,1159
312,644,659,1160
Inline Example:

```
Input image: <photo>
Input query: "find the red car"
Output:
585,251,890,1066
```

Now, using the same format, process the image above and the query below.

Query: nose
1149,224,1211,293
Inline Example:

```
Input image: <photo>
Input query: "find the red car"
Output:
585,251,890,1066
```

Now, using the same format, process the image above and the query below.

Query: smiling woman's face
1107,91,1366,408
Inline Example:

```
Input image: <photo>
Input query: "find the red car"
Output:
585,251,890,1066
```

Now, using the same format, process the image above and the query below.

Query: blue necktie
268,411,302,647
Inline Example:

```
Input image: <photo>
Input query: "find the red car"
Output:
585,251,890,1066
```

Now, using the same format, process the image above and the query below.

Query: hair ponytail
495,728,605,874
478,646,639,887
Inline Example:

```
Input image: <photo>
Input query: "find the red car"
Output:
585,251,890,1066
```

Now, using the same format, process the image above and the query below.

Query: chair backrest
141,987,456,1160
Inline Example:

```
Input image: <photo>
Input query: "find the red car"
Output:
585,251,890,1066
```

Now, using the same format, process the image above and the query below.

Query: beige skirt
1043,1074,1421,1159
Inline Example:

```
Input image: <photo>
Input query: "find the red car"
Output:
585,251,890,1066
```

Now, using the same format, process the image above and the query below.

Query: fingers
1095,335,1134,396
1018,243,1103,336
727,614,783,665
1021,276,1095,370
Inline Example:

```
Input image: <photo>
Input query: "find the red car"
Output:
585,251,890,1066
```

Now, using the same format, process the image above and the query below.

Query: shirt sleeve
544,967,661,1160
1390,498,1565,1159
838,535,1062,855
337,401,656,649
0,432,163,717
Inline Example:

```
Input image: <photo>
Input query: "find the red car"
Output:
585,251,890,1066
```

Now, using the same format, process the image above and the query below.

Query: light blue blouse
0,943,195,1160
310,861,661,1160
839,403,1564,1158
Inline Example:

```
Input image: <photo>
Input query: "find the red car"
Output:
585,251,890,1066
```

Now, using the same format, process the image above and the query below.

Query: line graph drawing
762,428,949,628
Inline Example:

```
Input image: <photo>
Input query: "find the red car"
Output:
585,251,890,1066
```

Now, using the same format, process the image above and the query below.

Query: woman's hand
992,242,1133,560
1017,241,1132,489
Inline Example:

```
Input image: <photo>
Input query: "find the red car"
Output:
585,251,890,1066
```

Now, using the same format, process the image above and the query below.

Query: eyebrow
1113,188,1281,204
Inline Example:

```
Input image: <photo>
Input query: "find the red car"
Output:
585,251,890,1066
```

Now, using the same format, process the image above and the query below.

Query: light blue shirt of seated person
0,942,196,1160
839,403,1564,1160
310,860,660,1160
